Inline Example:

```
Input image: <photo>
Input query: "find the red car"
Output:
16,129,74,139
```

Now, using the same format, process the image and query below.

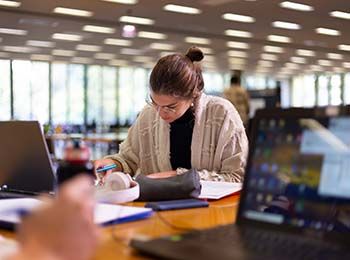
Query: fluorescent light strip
52,49,76,56
318,59,333,66
296,49,315,56
258,60,274,67
54,7,93,17
31,54,52,61
71,57,92,64
327,53,343,60
138,31,167,39
225,29,252,38
272,21,300,30
133,56,153,63
263,45,284,53
343,62,350,68
285,62,299,69
227,50,247,58
185,36,211,45
280,1,314,12
26,40,55,48
267,34,291,43
199,47,213,54
310,65,323,71
52,33,82,41
226,41,249,49
261,53,278,61
102,0,138,4
0,0,21,7
229,58,246,65
83,25,115,34
330,11,350,20
3,46,37,53
119,15,154,25
338,44,350,51
163,4,201,14
109,59,128,66
0,28,27,35
290,56,306,64
94,53,115,59
222,13,255,23
104,38,131,46
150,43,175,51
316,27,340,36
120,48,142,55
76,44,101,52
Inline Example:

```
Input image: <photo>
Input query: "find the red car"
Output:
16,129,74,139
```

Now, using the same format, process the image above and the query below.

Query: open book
0,198,153,230
199,181,242,200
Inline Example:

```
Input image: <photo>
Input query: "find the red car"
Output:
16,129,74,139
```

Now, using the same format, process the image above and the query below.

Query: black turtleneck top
170,108,195,170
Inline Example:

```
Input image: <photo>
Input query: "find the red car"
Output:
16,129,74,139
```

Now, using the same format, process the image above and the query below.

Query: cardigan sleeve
197,128,248,182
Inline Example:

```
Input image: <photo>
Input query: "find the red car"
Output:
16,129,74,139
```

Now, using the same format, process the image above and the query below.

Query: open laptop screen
240,112,350,233
0,121,56,195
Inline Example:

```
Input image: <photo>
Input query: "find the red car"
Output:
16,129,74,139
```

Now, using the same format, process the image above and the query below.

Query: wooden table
0,195,240,260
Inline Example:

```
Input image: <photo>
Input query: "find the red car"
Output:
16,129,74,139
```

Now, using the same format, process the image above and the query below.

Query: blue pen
96,164,117,173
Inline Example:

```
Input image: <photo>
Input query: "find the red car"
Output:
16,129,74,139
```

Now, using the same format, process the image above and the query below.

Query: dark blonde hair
150,46,204,101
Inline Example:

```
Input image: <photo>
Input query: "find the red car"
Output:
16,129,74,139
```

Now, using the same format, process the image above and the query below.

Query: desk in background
0,194,240,260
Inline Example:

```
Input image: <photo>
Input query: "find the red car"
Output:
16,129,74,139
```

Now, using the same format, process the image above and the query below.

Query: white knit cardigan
106,93,248,182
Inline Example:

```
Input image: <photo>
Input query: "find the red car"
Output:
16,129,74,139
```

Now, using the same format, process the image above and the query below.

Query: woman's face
148,93,193,123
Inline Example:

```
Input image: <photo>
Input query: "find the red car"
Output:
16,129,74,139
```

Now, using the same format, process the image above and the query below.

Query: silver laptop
0,121,56,198
131,107,350,260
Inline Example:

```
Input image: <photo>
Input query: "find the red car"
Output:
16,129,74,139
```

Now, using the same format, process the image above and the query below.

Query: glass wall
0,59,11,120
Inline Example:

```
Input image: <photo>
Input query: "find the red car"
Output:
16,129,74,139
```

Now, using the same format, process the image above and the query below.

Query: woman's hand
147,171,177,179
93,158,118,185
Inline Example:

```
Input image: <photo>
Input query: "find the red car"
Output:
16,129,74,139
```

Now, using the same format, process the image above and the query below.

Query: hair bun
185,46,204,62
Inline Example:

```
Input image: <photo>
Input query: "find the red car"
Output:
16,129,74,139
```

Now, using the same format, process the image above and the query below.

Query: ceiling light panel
138,31,167,39
338,44,350,51
226,41,249,49
52,33,82,41
163,4,201,14
120,48,143,55
318,59,333,66
227,50,247,58
228,58,246,65
258,60,274,67
76,44,101,52
0,28,27,35
71,57,93,64
199,47,213,54
285,62,300,69
280,1,314,12
53,7,93,17
119,15,154,25
296,49,315,56
315,27,340,36
342,62,350,68
150,43,175,51
330,11,350,20
222,13,255,23
102,0,138,4
26,40,55,48
31,54,52,61
133,56,153,63
290,56,306,63
94,53,115,59
261,53,278,61
310,65,323,71
0,0,20,7
104,38,132,46
185,36,211,45
267,34,291,43
83,25,115,34
327,53,343,60
52,49,76,56
109,59,128,66
272,21,301,30
225,29,252,38
3,46,36,53
263,45,284,53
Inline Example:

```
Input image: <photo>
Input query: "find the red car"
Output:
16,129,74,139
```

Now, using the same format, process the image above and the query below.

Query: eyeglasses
145,98,177,114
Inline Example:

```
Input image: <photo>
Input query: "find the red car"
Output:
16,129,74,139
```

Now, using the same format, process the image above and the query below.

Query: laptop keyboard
182,225,349,260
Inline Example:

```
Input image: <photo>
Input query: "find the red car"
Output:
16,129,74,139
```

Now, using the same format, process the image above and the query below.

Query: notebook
0,121,56,198
131,107,350,260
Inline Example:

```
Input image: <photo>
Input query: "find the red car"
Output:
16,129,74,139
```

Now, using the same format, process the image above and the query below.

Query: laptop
131,107,350,260
0,121,56,198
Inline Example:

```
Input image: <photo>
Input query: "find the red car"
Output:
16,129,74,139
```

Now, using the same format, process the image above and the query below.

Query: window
344,73,350,105
317,75,329,106
12,60,49,124
329,75,342,106
0,59,11,120
203,71,226,95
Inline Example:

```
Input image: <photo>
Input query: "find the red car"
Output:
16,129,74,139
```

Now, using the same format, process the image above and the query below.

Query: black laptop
0,121,56,198
131,107,350,260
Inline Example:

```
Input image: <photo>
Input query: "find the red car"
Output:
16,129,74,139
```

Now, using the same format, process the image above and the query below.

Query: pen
96,164,117,173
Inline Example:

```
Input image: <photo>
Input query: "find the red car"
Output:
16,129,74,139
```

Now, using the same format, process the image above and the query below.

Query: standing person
223,74,250,127
94,46,248,183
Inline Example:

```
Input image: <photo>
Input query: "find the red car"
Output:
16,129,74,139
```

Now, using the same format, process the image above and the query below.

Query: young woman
94,46,248,182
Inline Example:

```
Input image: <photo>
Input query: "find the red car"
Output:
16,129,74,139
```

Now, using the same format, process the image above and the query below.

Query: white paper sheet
199,181,242,199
